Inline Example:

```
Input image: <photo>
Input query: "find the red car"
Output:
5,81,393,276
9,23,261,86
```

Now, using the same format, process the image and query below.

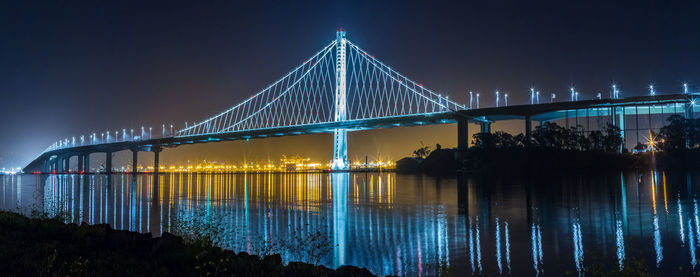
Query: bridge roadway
24,93,698,174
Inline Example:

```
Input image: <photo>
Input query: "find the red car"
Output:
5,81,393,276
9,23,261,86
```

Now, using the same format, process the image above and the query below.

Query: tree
601,124,623,153
658,115,700,151
633,142,648,153
413,143,431,159
472,131,524,149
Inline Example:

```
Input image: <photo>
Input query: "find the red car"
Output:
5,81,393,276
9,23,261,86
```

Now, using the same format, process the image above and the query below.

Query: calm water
1,170,700,276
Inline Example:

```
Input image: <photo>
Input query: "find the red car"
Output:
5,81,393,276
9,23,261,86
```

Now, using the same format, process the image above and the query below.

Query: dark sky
1,0,699,168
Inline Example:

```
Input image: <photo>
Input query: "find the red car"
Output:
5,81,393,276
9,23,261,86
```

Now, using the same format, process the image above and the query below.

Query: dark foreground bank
0,211,374,277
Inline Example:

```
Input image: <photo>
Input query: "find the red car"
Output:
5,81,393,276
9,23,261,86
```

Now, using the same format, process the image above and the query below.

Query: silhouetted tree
658,115,700,151
633,142,648,153
472,122,622,153
472,131,524,149
413,143,431,159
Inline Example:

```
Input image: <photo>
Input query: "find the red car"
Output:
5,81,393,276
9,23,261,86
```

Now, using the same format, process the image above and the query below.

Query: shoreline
0,211,375,276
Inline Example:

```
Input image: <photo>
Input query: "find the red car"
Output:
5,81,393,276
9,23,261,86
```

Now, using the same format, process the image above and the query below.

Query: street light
649,84,655,96
570,87,576,101
536,91,540,104
469,91,473,109
530,88,535,104
684,83,689,94
476,93,480,109
170,124,174,136
551,93,556,103
495,90,500,107
504,93,508,106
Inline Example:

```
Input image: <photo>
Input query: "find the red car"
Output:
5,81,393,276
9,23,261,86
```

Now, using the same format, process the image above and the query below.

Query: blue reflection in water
694,198,700,246
505,221,511,274
531,223,543,275
689,219,697,269
495,217,502,274
331,173,348,268
572,219,583,273
472,216,483,273
680,195,686,245
615,219,624,271
469,217,475,273
653,215,663,267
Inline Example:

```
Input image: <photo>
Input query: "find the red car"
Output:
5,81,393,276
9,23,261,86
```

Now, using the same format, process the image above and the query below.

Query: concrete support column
525,115,532,146
63,157,70,173
105,152,113,174
131,149,138,174
457,118,469,151
53,158,58,173
78,154,84,173
84,154,90,173
152,146,162,196
153,146,162,176
480,122,491,133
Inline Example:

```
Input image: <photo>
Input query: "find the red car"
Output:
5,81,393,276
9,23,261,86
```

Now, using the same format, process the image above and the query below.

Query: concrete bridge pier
77,154,84,173
105,152,113,174
457,118,469,151
480,122,491,133
62,156,69,173
83,154,90,173
525,115,532,146
152,146,162,198
131,149,138,174
152,147,161,176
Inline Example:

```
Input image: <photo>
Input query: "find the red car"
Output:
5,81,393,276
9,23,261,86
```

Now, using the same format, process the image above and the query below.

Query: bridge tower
331,30,348,170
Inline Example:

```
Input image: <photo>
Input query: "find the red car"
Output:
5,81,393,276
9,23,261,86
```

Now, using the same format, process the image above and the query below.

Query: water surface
1,170,699,276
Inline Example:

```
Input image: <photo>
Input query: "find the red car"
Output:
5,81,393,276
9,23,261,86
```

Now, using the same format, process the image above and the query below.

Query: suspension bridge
23,30,699,174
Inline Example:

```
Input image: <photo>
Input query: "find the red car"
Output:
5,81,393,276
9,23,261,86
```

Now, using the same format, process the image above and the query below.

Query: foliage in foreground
0,211,373,276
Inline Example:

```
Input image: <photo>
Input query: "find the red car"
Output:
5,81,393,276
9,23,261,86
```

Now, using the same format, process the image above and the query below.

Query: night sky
1,0,699,168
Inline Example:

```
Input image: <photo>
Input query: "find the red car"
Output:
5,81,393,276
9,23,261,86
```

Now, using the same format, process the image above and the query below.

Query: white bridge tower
331,29,348,170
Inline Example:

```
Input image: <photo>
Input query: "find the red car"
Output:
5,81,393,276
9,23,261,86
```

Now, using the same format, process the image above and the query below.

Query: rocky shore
0,211,375,276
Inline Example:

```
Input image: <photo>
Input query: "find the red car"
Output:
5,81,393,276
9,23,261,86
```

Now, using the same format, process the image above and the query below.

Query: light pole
469,91,473,109
495,90,500,107
505,93,508,106
596,93,602,100
684,83,689,94
170,124,174,136
536,91,540,104
476,93,480,109
530,88,535,104
149,127,152,139
569,87,576,102
130,129,134,140
551,93,556,103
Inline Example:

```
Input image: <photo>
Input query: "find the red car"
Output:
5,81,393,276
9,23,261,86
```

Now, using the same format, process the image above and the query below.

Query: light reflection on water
1,170,700,276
